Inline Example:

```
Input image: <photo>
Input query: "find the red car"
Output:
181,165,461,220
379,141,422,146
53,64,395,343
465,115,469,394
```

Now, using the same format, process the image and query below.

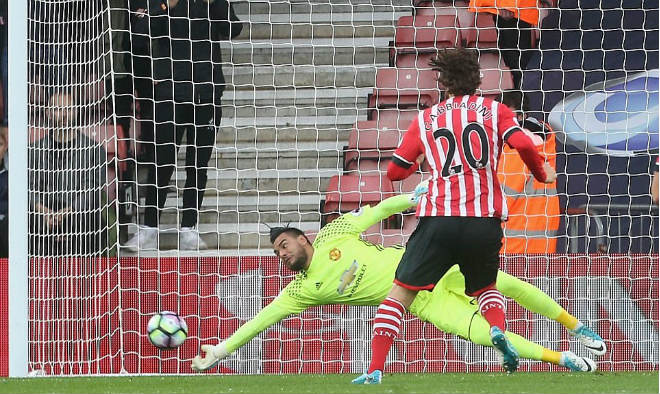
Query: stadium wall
0,255,657,376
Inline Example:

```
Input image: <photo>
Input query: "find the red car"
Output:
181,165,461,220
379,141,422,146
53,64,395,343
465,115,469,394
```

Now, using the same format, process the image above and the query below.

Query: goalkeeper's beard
288,250,309,272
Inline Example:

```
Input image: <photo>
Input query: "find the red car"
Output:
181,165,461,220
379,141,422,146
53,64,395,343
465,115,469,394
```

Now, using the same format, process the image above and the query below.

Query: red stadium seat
395,52,439,71
393,172,430,194
402,213,419,232
392,15,461,70
344,121,404,172
370,109,420,129
369,68,441,113
323,174,395,216
476,53,514,99
462,13,498,50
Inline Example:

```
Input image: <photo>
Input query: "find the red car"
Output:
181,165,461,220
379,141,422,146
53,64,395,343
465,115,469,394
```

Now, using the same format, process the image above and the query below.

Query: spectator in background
1,0,7,124
124,0,243,251
468,0,551,88
0,123,7,257
652,157,659,204
126,0,158,165
29,89,106,255
104,0,141,243
497,90,559,253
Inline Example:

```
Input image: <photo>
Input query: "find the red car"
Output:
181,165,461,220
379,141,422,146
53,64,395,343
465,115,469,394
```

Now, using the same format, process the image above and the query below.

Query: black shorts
395,216,503,295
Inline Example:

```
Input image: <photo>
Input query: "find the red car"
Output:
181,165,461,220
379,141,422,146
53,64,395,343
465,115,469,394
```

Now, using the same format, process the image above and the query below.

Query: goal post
8,0,29,378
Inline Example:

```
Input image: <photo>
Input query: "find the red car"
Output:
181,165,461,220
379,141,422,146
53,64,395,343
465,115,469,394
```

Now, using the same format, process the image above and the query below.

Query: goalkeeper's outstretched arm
191,292,308,371
345,177,428,234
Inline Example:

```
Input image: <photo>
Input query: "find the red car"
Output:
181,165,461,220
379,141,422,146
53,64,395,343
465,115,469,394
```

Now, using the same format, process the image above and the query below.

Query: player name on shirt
432,100,493,122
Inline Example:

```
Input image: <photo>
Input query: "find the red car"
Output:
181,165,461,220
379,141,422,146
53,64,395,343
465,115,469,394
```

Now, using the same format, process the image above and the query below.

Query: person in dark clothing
124,0,242,251
105,0,158,242
468,0,552,89
0,123,7,258
126,0,157,165
29,90,106,256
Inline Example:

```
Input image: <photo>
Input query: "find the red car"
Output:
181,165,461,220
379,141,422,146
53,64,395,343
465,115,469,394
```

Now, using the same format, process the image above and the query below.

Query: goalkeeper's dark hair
269,226,311,245
429,48,481,97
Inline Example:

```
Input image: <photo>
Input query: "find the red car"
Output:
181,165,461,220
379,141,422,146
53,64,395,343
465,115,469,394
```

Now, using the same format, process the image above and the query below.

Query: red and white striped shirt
390,95,533,220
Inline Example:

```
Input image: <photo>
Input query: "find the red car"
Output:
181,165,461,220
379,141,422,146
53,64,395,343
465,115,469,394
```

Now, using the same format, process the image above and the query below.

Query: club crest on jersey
329,248,342,261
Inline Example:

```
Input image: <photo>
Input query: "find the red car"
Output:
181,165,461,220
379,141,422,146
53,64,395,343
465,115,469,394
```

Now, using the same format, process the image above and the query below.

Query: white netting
16,0,658,375
26,0,119,374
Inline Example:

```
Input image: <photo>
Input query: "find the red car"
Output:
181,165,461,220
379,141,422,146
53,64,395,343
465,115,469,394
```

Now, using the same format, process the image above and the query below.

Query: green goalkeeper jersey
224,194,450,353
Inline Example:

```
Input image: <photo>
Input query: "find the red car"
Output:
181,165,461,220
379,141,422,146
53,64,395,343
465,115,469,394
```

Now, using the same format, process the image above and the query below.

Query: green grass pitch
0,372,657,393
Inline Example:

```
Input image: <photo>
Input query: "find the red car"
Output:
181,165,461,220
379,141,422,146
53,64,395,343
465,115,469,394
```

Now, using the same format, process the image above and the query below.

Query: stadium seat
344,123,403,173
476,53,514,99
414,0,470,17
368,68,441,114
393,172,430,194
402,213,419,232
462,12,498,50
323,174,395,216
392,15,461,70
369,109,419,128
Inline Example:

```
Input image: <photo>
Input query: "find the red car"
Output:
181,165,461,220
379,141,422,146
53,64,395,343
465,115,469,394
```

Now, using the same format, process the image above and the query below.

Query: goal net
3,0,657,376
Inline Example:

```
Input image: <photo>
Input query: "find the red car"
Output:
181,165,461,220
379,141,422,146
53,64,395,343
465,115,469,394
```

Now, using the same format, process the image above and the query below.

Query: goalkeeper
191,189,605,373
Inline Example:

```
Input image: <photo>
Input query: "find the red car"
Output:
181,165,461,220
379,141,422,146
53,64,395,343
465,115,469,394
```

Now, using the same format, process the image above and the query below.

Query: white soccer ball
147,311,188,350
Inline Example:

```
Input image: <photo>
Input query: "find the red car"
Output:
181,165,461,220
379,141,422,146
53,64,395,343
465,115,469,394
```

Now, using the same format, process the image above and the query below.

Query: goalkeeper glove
190,342,230,372
410,179,429,204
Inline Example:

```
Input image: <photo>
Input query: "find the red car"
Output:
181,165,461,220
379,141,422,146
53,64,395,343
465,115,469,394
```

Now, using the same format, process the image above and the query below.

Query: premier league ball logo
549,69,659,156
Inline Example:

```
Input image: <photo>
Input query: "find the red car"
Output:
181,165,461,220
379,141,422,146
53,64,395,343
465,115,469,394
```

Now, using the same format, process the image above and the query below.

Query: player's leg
465,313,596,372
496,271,607,356
352,284,413,385
354,217,452,384
458,217,519,373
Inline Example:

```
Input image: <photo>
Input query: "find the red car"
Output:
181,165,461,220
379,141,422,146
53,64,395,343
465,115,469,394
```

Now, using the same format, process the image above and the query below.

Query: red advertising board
1,255,658,376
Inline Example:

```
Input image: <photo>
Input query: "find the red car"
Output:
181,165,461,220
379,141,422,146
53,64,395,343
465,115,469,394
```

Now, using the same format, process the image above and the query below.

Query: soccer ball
147,311,188,350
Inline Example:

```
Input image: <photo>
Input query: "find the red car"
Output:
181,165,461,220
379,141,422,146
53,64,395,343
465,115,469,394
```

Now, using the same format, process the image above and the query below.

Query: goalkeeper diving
191,186,606,373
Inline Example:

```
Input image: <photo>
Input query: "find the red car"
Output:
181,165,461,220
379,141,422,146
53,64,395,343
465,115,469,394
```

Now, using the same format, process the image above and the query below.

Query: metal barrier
565,204,659,253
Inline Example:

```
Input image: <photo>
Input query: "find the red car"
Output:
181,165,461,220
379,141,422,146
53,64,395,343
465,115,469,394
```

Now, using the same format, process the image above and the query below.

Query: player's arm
191,283,311,371
387,114,424,181
498,104,555,184
341,180,429,234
